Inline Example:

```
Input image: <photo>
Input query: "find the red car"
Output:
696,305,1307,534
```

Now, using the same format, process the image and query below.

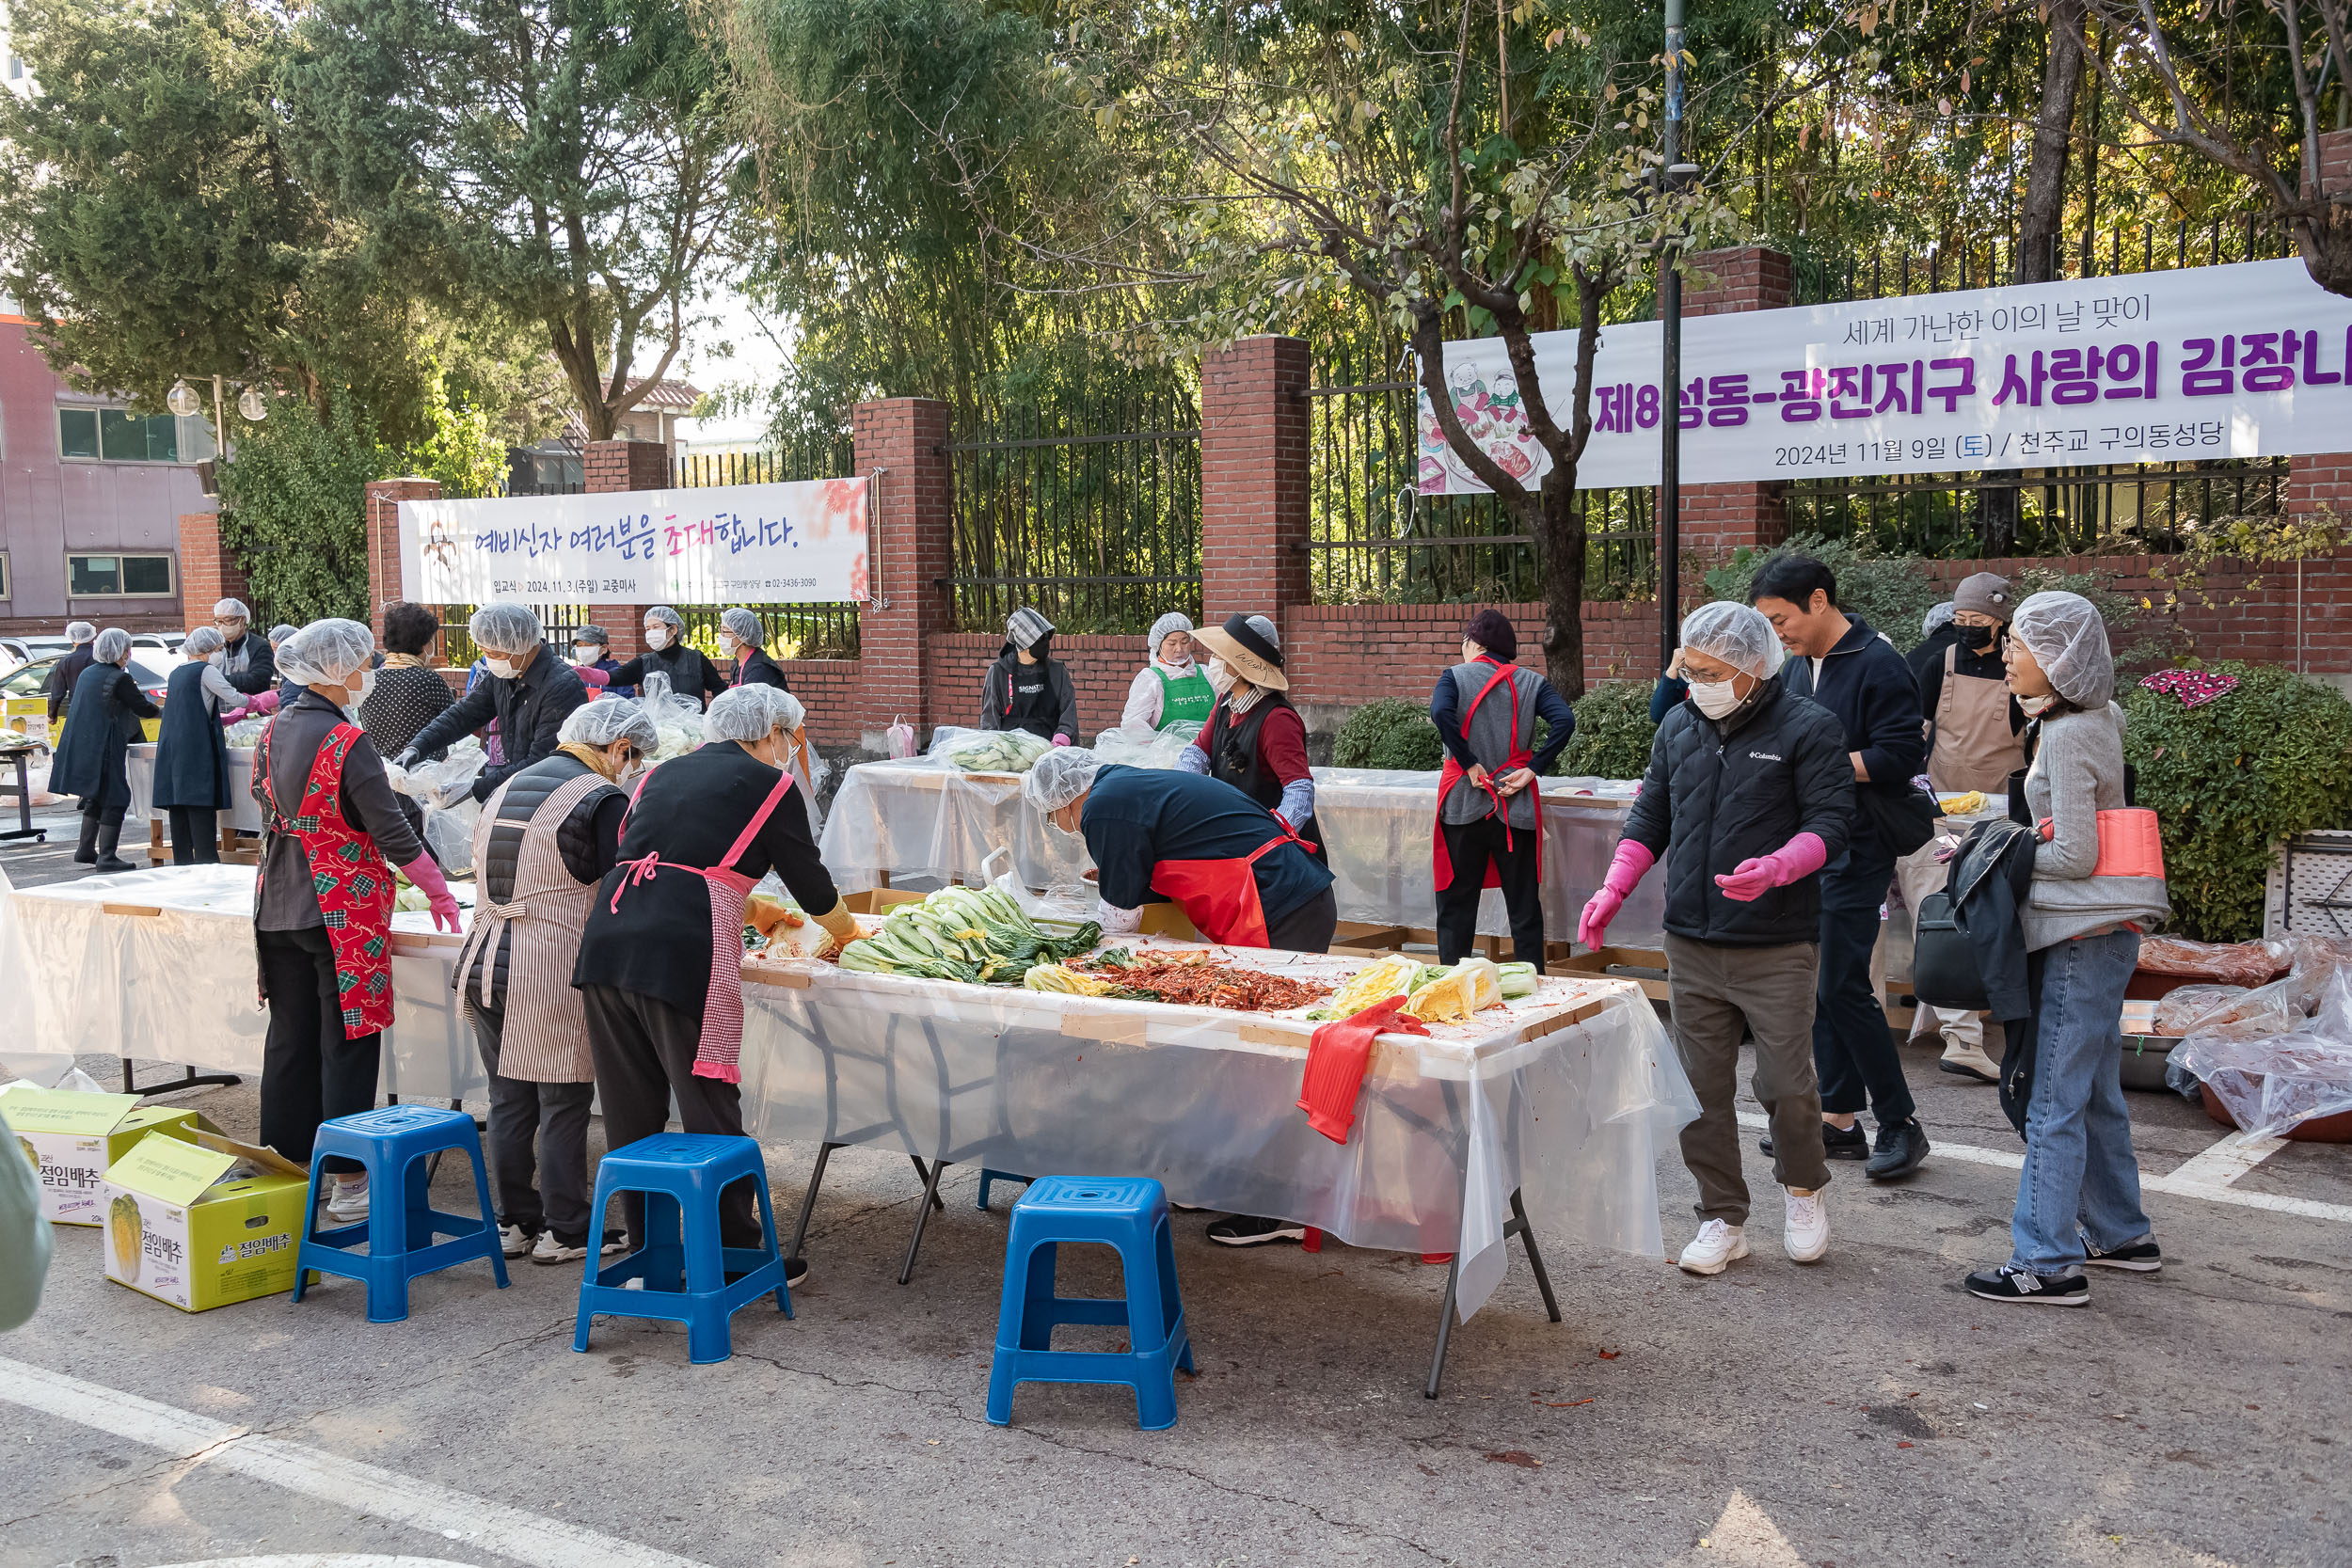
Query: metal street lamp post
166,373,269,461
1658,0,1696,666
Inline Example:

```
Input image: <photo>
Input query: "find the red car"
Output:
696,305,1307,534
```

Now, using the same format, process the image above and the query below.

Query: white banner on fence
398,478,869,606
1419,258,2352,494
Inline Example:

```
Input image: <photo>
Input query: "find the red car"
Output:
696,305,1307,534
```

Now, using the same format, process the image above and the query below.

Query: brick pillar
177,509,243,631
362,477,441,648
1200,336,1311,629
850,399,952,747
2291,132,2352,527
1671,247,1793,573
582,439,674,658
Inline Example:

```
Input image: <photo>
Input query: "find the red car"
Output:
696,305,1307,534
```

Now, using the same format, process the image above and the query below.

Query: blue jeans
1812,835,1915,1126
2010,927,2152,1275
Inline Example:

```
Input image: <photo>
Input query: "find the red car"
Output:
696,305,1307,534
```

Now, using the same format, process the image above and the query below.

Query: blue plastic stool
977,1169,1031,1211
986,1176,1193,1430
294,1104,511,1323
574,1133,791,1365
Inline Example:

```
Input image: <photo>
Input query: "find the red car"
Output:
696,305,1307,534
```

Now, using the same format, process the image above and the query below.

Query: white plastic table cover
818,762,1666,947
124,743,264,834
734,947,1697,1321
0,863,483,1101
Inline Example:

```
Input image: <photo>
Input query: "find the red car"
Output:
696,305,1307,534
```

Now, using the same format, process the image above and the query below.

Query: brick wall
1280,600,1658,732
772,658,865,747
1672,247,1794,561
924,632,1153,738
1200,337,1311,622
177,511,249,631
361,477,440,647
581,440,670,660
850,400,953,748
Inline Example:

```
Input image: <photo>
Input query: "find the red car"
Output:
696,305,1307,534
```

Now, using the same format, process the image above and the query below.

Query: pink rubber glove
579,665,611,688
398,852,462,934
1577,840,1656,949
221,708,247,724
1714,832,1829,903
249,689,281,715
1052,734,1071,747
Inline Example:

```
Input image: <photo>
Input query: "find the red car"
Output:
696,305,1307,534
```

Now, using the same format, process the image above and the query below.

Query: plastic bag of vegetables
929,725,1053,775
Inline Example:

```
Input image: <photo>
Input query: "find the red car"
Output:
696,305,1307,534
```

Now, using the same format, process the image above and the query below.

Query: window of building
57,406,184,463
0,553,10,600
68,554,175,597
58,406,98,459
8,57,24,82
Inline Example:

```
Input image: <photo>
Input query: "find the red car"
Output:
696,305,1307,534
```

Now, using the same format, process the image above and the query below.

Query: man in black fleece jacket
1752,554,1932,1182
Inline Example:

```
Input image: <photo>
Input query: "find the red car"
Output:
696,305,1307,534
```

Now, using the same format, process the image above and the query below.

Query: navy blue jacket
1650,674,1688,723
1778,613,1926,804
49,662,159,811
152,660,234,811
1081,765,1333,928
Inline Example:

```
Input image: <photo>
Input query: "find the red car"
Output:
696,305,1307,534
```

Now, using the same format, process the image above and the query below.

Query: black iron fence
945,390,1201,635
1785,458,2294,558
1798,214,2296,309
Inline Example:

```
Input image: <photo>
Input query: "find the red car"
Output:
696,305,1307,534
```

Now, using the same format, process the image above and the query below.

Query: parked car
0,649,176,709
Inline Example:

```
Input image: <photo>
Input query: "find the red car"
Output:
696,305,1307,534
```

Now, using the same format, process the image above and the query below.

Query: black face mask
1961,625,1998,652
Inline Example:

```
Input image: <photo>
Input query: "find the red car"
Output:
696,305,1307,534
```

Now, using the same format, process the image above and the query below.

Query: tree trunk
1535,467,1586,700
2015,1,2087,287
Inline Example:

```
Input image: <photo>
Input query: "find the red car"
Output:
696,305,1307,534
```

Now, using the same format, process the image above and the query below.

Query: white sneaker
1677,1219,1750,1275
324,1177,370,1225
499,1224,535,1259
532,1231,593,1266
1783,1187,1830,1263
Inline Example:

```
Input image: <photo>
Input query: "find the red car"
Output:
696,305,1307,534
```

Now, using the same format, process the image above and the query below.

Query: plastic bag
983,846,1096,926
390,736,486,809
2135,936,2284,989
642,686,706,765
929,725,1052,775
886,716,917,760
2176,970,2352,1138
1094,725,1195,770
2153,982,2299,1040
421,796,480,875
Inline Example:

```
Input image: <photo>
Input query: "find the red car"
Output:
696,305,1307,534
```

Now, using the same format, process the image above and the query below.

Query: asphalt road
5,817,2349,1568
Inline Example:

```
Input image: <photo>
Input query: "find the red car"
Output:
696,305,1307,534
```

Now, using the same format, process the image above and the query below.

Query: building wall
0,319,214,634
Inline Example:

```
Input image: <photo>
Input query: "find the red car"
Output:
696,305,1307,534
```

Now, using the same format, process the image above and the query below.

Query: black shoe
1206,1214,1307,1247
2083,1239,2163,1273
91,818,131,874
1865,1119,1930,1181
90,857,135,874
1762,1121,1868,1161
784,1256,809,1288
73,813,101,864
1964,1264,2089,1307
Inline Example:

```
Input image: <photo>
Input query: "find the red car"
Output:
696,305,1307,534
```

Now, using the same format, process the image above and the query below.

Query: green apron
1152,664,1216,735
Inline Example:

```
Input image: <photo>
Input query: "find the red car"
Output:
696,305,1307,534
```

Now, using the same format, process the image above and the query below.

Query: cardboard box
1,1088,215,1225
102,1130,310,1311
2,694,48,746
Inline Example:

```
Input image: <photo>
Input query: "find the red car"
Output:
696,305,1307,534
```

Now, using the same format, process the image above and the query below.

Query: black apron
1203,693,1324,861
999,657,1059,738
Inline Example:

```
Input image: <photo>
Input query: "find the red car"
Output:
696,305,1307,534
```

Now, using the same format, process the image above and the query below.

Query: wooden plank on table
1235,1021,1312,1049
1060,1011,1147,1046
100,904,162,918
390,931,465,953
740,959,814,990
1518,995,1611,1042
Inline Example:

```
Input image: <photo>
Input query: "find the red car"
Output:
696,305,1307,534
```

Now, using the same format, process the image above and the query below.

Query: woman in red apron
252,620,461,1226
1428,610,1577,969
572,685,857,1283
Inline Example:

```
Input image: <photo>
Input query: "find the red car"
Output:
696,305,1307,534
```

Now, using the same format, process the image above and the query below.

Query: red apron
1431,658,1546,892
253,718,397,1037
604,767,794,1084
1152,816,1314,948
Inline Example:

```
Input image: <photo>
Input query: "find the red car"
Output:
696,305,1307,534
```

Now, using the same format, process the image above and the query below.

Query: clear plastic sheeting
1094,726,1194,769
733,957,1697,1319
820,759,1092,892
125,743,263,833
2176,969,2352,1138
0,863,483,1101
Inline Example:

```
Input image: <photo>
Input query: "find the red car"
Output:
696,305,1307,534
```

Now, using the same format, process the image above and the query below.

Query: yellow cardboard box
3,694,47,746
2,1088,215,1225
103,1130,310,1311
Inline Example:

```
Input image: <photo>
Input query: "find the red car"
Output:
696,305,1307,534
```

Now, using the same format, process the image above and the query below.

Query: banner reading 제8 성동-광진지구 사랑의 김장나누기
397,477,870,607
1418,258,2352,494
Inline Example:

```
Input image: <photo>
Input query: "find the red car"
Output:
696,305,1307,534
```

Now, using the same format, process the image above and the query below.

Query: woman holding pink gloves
1578,602,1855,1277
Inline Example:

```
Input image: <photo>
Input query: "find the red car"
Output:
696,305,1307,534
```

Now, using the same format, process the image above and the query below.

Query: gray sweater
2019,702,2170,951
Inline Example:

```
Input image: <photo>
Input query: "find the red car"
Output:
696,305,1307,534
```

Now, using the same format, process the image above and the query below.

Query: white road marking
1731,1112,2352,1224
0,1355,712,1568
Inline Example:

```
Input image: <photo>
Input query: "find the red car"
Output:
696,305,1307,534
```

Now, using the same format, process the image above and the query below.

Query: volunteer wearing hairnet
719,608,790,691
1963,592,2169,1307
42,620,97,723
453,697,650,1266
570,625,631,697
50,627,161,873
1120,612,1212,736
152,626,241,865
981,606,1078,742
573,683,856,1283
1429,609,1576,970
253,619,461,1227
396,603,590,802
1027,745,1338,1248
212,597,278,696
1581,603,1856,1278
1178,613,1319,857
585,606,728,708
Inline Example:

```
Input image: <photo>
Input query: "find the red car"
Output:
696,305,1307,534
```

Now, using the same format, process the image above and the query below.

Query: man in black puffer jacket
1581,603,1854,1279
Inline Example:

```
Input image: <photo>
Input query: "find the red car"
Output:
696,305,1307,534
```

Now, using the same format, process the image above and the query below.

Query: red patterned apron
1150,816,1315,949
1431,657,1546,892
253,719,397,1037
604,767,794,1084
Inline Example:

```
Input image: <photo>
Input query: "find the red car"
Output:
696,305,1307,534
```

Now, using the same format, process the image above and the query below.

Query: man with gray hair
212,597,278,697
43,620,99,723
395,602,589,802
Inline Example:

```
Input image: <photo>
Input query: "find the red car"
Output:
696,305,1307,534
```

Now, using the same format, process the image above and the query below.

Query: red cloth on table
1297,997,1430,1145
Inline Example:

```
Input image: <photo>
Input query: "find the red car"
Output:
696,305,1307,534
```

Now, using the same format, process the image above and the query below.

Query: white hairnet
2010,591,2114,709
644,605,685,635
212,598,250,622
558,697,660,752
66,621,96,643
704,683,805,743
269,623,299,645
1679,601,1785,680
184,626,225,657
469,602,544,656
93,627,133,665
1243,613,1279,651
1922,600,1957,639
278,618,375,687
1147,611,1194,657
1023,746,1103,814
721,608,764,645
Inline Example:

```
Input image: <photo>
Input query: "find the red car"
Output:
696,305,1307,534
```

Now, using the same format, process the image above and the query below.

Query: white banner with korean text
1419,259,2352,493
398,477,869,606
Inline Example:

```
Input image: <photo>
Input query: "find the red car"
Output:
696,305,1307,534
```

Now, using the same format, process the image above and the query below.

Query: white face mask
718,633,739,656
573,645,598,664
347,669,374,705
207,650,225,668
1689,677,1745,720
2017,692,2059,718
1204,657,1234,697
485,656,518,681
644,626,671,651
